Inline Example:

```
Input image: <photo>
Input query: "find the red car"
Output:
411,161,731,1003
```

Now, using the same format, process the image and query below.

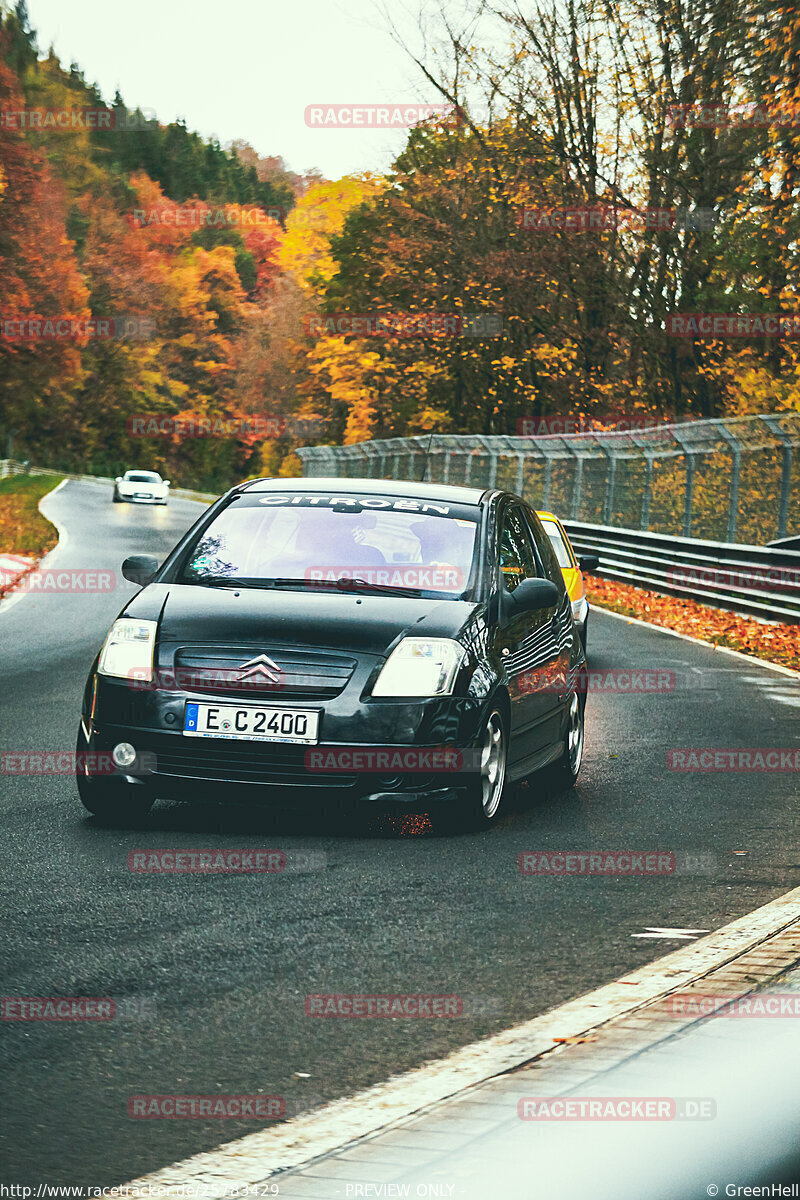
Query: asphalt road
1,479,799,1185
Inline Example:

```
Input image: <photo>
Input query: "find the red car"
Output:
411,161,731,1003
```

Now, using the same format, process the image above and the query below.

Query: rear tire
544,689,585,791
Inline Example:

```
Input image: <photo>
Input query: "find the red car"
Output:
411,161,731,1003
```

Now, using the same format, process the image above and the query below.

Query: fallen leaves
586,576,800,671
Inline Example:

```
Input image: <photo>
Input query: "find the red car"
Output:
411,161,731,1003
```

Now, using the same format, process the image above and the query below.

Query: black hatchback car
77,478,587,829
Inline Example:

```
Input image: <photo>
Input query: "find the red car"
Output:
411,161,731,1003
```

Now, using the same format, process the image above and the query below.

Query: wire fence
296,413,800,545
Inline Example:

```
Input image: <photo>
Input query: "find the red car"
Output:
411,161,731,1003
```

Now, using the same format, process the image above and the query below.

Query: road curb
122,885,800,1195
592,603,800,679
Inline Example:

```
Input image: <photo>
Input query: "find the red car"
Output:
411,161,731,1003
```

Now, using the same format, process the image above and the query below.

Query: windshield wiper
335,577,422,598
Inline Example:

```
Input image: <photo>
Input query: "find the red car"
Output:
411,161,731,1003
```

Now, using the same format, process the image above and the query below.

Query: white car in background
113,470,170,505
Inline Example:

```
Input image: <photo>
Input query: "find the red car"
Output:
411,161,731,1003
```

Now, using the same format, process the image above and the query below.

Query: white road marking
121,885,800,1195
634,927,710,936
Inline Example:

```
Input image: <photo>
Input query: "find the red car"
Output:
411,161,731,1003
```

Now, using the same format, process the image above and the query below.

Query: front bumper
117,493,166,504
80,675,488,807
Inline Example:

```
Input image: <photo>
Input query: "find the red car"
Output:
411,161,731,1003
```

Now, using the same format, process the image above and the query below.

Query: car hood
126,583,480,657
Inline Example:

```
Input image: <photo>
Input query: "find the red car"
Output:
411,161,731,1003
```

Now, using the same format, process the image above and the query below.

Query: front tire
441,707,508,832
77,772,155,824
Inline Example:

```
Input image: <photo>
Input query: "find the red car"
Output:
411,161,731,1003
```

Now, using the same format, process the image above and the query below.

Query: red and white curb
0,553,36,596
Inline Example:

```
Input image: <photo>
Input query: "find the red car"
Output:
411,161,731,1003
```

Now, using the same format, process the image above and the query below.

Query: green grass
0,473,65,557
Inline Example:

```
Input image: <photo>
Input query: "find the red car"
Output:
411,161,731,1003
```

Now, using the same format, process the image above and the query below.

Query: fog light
112,742,137,769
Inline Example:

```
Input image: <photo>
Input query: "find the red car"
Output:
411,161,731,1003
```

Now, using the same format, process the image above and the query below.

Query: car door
493,502,562,767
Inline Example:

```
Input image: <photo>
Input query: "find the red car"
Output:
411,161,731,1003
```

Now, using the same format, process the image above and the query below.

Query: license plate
183,702,319,744
134,492,151,499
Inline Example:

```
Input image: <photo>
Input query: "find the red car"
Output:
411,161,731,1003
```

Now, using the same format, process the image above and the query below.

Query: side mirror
163,480,171,486
122,554,159,587
579,554,599,573
115,477,122,484
509,577,560,612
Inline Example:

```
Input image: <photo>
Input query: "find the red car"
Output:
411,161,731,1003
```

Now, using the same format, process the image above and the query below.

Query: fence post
778,445,793,540
682,454,696,537
761,416,795,540
602,453,617,525
542,456,552,509
570,454,584,520
717,423,742,542
640,457,653,530
515,453,524,496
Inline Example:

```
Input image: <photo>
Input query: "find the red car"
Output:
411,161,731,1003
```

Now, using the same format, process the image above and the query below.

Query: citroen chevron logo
237,653,282,683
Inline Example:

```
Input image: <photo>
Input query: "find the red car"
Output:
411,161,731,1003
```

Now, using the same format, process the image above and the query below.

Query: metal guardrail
563,521,800,623
296,413,800,546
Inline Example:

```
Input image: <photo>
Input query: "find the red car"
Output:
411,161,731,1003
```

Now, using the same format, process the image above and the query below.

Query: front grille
145,733,356,788
171,646,357,701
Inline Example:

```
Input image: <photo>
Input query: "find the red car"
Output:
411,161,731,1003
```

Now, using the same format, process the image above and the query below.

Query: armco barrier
562,522,800,623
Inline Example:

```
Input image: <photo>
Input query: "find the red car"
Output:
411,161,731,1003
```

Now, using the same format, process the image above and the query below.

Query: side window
523,509,567,592
499,507,538,593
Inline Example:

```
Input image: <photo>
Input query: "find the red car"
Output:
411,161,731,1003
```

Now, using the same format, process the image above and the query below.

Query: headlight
372,637,465,698
98,618,157,681
571,596,589,624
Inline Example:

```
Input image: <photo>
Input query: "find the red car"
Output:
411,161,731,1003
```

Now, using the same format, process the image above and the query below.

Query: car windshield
541,519,574,569
179,493,480,599
126,472,161,483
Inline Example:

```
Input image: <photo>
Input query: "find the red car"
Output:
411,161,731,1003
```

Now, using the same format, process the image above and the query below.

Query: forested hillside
0,0,797,489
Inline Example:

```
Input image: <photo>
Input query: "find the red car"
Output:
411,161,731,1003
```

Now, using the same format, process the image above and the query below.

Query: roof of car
241,476,488,505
